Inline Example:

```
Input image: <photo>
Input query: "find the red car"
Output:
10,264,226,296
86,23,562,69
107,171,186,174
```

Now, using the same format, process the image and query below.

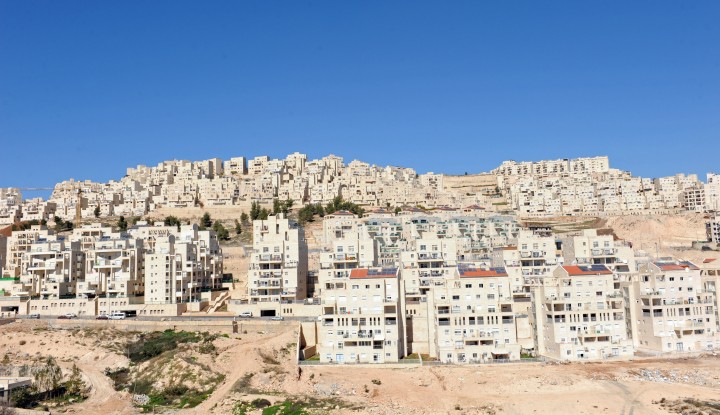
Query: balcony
258,254,283,263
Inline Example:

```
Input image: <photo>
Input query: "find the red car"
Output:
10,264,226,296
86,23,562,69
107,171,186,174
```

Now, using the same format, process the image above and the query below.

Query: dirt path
71,352,134,414
186,329,298,414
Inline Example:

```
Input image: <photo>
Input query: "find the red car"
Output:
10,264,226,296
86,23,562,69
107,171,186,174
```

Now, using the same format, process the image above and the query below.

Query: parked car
270,316,284,321
238,311,253,318
96,314,109,320
28,313,40,319
109,312,126,320
62,313,77,319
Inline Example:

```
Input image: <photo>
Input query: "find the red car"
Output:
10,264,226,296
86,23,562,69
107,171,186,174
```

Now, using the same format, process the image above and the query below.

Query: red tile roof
561,265,612,276
654,261,699,271
703,258,717,264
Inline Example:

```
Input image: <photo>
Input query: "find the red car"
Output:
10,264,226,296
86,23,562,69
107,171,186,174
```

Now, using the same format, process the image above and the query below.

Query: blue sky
1,1,718,196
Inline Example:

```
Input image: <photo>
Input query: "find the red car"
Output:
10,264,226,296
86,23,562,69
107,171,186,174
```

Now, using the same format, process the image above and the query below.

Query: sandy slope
3,321,720,415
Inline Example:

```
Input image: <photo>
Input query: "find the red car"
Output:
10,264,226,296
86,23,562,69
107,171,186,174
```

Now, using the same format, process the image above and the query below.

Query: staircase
206,291,230,313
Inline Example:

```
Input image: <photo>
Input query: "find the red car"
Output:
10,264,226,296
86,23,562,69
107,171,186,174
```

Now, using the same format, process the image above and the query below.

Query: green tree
201,212,212,229
163,216,180,227
282,199,294,215
240,211,249,223
53,216,65,232
10,386,33,409
35,356,62,394
259,208,270,220
117,216,128,232
234,220,242,235
64,363,86,397
250,201,261,220
273,198,281,215
212,221,229,240
93,206,101,218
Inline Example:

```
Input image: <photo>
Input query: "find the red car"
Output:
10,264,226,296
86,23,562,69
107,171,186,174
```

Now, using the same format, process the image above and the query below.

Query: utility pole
654,242,659,260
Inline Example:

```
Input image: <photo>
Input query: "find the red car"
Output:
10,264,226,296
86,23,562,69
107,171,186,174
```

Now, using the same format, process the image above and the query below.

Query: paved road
15,314,316,322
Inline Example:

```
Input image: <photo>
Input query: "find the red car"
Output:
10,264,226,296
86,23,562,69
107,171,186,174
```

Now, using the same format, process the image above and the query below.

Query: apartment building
19,239,85,299
136,224,223,304
493,156,610,177
700,259,720,336
429,265,522,363
705,173,720,212
322,210,360,243
683,186,706,212
707,216,720,243
531,265,633,360
624,260,720,353
4,226,54,278
0,236,6,277
247,214,308,305
317,267,403,363
398,237,460,355
318,231,377,295
0,222,223,316
561,229,636,273
78,235,144,300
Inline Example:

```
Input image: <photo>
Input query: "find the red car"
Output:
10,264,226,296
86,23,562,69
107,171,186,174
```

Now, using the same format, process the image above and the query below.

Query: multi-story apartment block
624,260,720,353
248,214,308,304
0,222,223,316
707,216,720,243
0,235,7,271
19,239,85,299
4,226,54,278
683,186,706,212
705,173,720,212
224,157,248,176
133,224,223,304
78,235,144,300
531,265,633,360
561,229,635,273
318,232,377,293
317,267,403,363
428,265,522,363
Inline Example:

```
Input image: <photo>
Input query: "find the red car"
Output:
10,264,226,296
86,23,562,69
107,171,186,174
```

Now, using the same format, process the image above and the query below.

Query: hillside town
2,155,720,230
2,151,720,366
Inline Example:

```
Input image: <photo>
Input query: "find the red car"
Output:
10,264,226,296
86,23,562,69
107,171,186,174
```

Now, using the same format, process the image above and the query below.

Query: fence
423,357,545,366
298,357,543,366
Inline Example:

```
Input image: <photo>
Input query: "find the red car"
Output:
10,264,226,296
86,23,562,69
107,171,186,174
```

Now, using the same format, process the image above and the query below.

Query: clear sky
1,1,718,196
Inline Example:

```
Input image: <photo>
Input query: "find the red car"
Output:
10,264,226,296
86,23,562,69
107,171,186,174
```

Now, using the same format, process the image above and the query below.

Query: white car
270,316,284,321
63,312,77,319
238,311,253,318
109,312,126,320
